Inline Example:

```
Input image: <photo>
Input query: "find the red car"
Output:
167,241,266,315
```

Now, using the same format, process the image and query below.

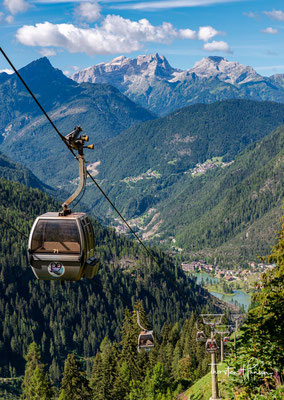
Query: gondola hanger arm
136,309,147,331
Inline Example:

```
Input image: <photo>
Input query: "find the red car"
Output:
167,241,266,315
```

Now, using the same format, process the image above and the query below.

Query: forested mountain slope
78,100,284,264
159,125,284,264
0,151,54,193
93,99,284,182
0,57,154,188
0,177,217,381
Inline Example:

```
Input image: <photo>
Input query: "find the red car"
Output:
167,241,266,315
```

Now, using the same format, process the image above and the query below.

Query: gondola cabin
28,212,99,281
224,336,230,344
138,330,155,352
205,339,218,353
196,330,205,342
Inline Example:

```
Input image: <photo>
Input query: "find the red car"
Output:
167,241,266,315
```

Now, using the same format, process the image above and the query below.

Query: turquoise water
191,271,219,285
190,272,251,311
210,290,251,311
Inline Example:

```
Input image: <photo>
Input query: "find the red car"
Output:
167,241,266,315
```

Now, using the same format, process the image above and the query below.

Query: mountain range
0,57,154,188
72,53,284,115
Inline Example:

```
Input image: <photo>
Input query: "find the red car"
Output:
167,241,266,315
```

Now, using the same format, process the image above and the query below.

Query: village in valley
181,259,276,296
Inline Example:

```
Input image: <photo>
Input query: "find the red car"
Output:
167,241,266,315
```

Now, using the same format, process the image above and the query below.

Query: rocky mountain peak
189,56,261,85
71,53,177,85
17,56,71,86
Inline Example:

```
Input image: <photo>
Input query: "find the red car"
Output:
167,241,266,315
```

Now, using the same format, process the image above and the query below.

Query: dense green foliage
0,176,215,385
18,303,217,399
0,57,154,188
21,343,54,400
226,219,284,399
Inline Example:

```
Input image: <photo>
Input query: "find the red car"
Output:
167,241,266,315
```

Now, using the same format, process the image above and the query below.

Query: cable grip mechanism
59,126,94,216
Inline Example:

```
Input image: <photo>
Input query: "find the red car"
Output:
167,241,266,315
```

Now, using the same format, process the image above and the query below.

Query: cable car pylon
27,126,99,282
215,325,230,363
199,314,224,400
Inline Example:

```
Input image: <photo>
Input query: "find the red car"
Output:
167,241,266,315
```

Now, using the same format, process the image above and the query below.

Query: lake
210,290,251,311
190,272,251,311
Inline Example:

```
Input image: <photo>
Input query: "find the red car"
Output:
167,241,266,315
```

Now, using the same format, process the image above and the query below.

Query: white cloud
243,11,257,19
203,40,231,53
3,0,29,15
263,9,284,21
16,14,227,56
261,27,278,34
179,28,196,39
76,1,101,22
115,0,245,11
5,15,15,24
198,26,220,42
16,17,186,55
63,65,81,76
0,68,14,74
71,65,80,72
39,48,57,56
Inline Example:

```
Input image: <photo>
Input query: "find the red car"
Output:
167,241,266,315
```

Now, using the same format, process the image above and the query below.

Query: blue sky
1,0,284,76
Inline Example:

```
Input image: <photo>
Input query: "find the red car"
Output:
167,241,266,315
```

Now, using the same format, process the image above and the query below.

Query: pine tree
89,338,118,400
21,342,53,400
120,307,141,381
60,353,91,400
111,361,131,400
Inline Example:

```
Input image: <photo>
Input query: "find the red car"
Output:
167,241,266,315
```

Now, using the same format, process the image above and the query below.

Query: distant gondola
205,338,219,353
196,330,205,342
138,330,155,352
136,310,155,352
224,336,230,344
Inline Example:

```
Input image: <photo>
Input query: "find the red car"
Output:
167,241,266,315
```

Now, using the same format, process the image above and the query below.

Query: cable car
136,310,155,352
28,212,99,281
27,126,99,281
196,330,205,342
224,336,230,344
138,330,155,352
205,339,218,353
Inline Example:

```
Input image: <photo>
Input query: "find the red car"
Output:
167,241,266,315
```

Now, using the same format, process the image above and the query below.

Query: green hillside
0,176,218,382
160,126,284,263
181,362,230,400
77,100,284,264
94,99,284,182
